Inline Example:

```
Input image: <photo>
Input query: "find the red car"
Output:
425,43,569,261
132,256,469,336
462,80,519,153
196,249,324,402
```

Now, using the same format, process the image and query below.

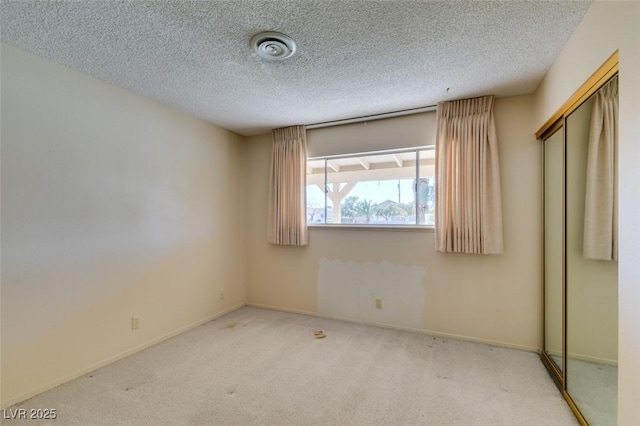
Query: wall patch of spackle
317,257,426,329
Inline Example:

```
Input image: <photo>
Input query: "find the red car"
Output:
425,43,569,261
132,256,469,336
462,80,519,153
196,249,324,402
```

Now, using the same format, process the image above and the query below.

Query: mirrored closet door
543,125,564,380
565,75,618,426
539,52,618,426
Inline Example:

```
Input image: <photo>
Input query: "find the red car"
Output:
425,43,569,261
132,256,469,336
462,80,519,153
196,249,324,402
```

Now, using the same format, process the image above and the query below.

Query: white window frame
306,146,435,229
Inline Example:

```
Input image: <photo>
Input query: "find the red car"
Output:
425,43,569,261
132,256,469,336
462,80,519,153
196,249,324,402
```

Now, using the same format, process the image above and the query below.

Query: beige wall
247,94,542,351
532,1,640,423
0,44,247,407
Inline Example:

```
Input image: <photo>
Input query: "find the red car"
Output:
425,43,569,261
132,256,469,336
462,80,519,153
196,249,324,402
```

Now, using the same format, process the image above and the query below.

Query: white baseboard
1,303,245,409
544,349,617,367
245,302,540,353
567,352,618,366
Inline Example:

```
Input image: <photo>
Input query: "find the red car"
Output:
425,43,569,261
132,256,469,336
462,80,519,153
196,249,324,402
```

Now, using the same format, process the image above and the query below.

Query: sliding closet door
565,79,618,426
543,126,564,377
538,53,619,426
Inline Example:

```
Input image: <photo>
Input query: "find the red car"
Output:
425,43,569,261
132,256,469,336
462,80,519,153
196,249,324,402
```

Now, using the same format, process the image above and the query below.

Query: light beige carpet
4,307,578,425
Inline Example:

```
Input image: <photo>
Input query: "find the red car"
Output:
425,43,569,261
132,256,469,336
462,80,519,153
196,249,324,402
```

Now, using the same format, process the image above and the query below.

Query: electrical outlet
375,298,382,309
219,291,225,301
131,316,140,330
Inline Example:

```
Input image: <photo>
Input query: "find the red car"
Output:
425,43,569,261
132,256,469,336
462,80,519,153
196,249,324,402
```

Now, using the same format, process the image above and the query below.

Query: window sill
308,224,435,232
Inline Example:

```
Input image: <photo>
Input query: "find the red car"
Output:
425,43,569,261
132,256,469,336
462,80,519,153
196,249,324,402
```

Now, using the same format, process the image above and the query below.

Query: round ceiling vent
251,31,297,60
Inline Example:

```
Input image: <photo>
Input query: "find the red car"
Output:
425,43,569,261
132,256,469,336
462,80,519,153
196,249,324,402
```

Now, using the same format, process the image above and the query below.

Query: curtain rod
306,104,437,129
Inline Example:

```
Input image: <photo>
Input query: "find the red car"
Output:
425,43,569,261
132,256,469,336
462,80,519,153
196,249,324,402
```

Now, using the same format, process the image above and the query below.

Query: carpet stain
224,322,238,330
314,330,327,339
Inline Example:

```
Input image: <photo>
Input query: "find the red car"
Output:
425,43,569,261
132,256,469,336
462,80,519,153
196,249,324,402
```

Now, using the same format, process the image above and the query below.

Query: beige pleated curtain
583,76,618,261
267,125,308,246
435,95,504,254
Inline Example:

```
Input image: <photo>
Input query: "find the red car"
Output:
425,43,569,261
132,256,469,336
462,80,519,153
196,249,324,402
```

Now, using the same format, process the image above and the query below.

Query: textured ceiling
1,1,591,136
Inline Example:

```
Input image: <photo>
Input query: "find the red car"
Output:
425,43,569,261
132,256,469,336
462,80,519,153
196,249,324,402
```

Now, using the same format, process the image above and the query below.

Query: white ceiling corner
0,0,592,136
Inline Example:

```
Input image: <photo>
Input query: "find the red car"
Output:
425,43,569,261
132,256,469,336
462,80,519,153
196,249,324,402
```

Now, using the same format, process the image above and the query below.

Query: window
306,147,434,226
